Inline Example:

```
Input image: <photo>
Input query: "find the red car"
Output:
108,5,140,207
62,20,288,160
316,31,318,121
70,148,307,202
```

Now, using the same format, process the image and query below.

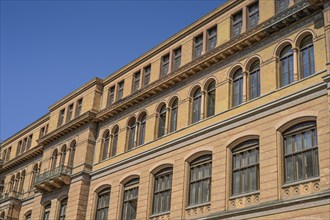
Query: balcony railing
34,165,72,193
0,190,23,201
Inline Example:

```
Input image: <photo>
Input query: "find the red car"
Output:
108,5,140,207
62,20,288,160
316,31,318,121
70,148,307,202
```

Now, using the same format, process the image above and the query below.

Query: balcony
34,165,72,193
0,190,23,202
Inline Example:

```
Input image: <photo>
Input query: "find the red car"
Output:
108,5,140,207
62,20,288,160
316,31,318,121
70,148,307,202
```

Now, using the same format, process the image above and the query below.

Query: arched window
189,154,212,206
157,104,167,138
101,130,110,161
59,198,67,220
232,68,243,107
122,178,139,220
30,164,38,190
192,88,202,124
19,170,25,193
95,188,110,220
283,121,319,183
60,145,67,167
137,113,146,146
232,140,259,196
25,211,32,220
169,98,178,133
14,173,20,192
279,45,294,87
127,118,137,151
300,35,315,79
51,149,58,170
110,126,119,157
206,81,216,117
68,141,76,168
43,203,51,220
152,167,172,215
248,60,260,100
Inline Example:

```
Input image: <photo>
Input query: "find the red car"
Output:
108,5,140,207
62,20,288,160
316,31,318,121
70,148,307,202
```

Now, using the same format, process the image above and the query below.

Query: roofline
102,0,242,85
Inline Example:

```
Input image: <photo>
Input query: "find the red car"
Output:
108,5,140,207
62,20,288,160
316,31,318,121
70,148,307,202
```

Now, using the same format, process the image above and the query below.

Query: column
201,91,206,119
293,47,299,81
324,1,330,74
243,71,248,102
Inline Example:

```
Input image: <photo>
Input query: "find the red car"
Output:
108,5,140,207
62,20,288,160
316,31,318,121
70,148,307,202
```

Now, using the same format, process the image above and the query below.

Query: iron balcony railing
35,165,72,184
0,190,23,201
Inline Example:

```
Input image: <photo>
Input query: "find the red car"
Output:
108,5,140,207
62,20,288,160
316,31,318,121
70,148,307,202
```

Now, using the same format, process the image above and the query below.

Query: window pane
203,179,210,202
249,149,256,164
242,169,248,193
295,154,303,180
304,151,313,178
234,154,240,169
285,156,294,182
303,131,312,149
285,137,293,154
294,134,303,152
242,151,248,167
249,166,257,191
314,149,319,177
233,171,240,195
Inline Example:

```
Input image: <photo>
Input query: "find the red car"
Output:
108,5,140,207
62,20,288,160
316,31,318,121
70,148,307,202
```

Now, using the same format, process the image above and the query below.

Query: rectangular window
58,109,65,127
143,65,151,86
132,71,140,93
40,127,45,138
193,34,203,58
276,0,289,13
232,11,243,37
172,47,181,71
117,81,124,100
16,141,22,156
43,204,51,220
75,98,83,117
161,54,170,76
207,26,217,51
22,137,27,153
59,199,67,220
248,1,259,29
26,134,33,150
66,104,74,122
108,86,115,106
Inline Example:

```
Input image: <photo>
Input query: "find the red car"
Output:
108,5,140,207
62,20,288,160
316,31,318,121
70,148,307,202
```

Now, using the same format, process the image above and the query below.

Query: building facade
1,0,330,219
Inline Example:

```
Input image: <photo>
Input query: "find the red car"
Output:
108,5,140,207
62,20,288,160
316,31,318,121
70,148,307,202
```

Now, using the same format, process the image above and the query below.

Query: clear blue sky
0,0,225,141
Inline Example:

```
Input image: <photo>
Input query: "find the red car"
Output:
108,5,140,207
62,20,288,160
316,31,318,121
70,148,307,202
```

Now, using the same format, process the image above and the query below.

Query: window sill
185,202,211,210
282,177,320,188
229,190,260,200
149,211,170,219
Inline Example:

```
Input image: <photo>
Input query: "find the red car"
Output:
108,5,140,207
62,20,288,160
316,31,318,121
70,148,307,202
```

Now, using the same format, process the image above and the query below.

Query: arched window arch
95,187,110,220
279,45,294,87
248,60,260,100
299,35,315,79
51,149,58,170
19,170,26,193
101,130,110,161
169,98,178,133
191,87,202,124
206,81,216,117
43,203,51,220
152,167,173,215
232,68,243,107
59,198,68,220
157,104,167,138
137,113,147,146
110,126,119,157
232,139,259,196
68,140,76,168
282,121,319,183
59,145,67,167
127,117,137,151
188,154,212,206
122,178,139,220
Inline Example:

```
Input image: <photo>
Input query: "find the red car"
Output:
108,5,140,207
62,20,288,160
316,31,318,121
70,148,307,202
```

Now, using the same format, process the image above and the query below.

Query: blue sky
0,0,225,141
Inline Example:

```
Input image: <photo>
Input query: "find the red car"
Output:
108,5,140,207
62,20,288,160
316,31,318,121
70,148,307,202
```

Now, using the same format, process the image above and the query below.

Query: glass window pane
295,154,303,180
233,171,240,195
249,149,256,164
249,166,257,191
294,134,302,152
285,156,294,183
242,169,248,193
285,137,293,154
304,151,313,178
303,131,312,149
234,154,240,169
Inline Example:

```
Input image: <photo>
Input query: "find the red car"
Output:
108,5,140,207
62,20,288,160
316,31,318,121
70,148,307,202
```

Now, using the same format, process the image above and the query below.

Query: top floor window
143,65,151,86
26,134,33,150
232,11,243,37
66,104,74,122
247,1,259,29
276,0,290,13
117,81,124,101
279,45,294,87
193,34,203,58
108,86,115,106
283,121,319,184
76,98,83,117
58,109,65,127
300,35,315,79
207,26,217,51
132,72,140,93
172,47,181,71
161,54,170,76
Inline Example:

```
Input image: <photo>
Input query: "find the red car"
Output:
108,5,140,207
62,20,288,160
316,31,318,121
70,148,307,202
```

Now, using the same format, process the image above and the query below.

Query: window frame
117,81,125,101
122,178,139,220
247,1,259,30
152,168,173,215
232,69,243,107
206,81,216,117
95,188,110,220
161,54,170,76
299,35,315,79
193,34,203,58
279,45,294,87
157,104,167,138
232,11,243,38
191,88,202,124
143,65,151,87
59,198,68,220
169,98,178,133
172,47,181,71
75,98,83,117
248,60,261,100
66,103,74,122
132,71,141,93
58,109,65,127
207,26,217,51
108,86,115,107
